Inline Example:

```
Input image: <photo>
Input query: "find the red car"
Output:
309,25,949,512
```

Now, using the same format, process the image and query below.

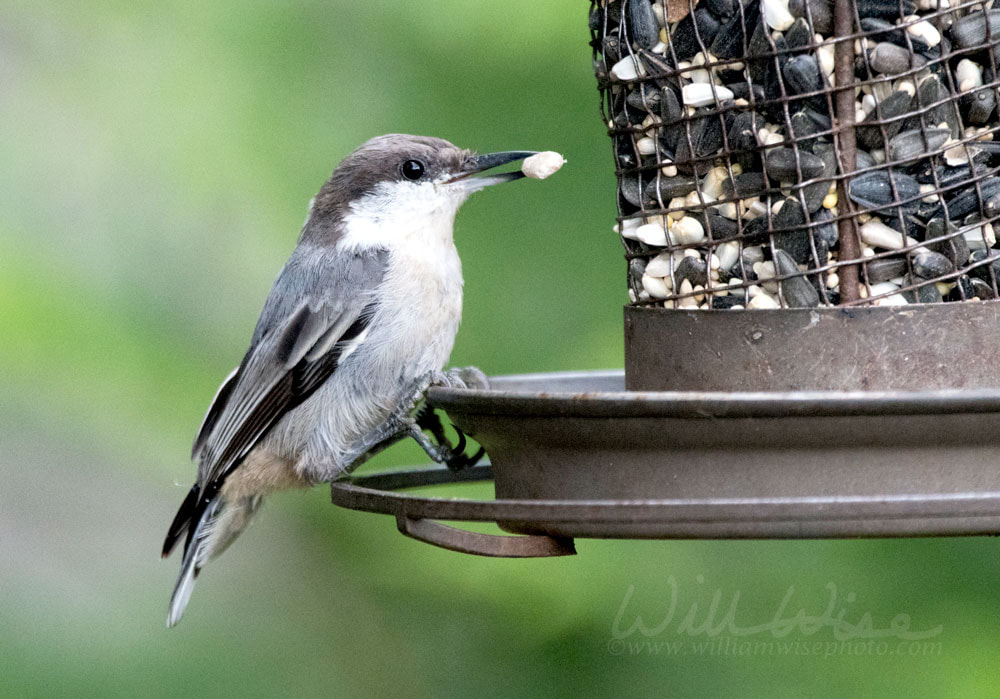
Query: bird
162,134,559,627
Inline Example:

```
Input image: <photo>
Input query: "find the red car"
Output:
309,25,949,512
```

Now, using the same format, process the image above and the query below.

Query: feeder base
326,370,1000,555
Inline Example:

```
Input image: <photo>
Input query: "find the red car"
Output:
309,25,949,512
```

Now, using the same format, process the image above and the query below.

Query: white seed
757,259,779,277
700,166,729,200
818,44,835,77
895,79,916,96
718,202,740,219
645,252,672,277
764,131,784,146
610,56,644,81
862,93,878,114
875,293,909,306
919,183,938,203
956,59,983,92
636,137,657,155
642,274,670,299
748,292,781,308
944,141,976,166
661,164,678,177
521,151,566,179
684,190,704,207
681,82,734,107
678,279,698,307
619,218,641,241
689,68,712,84
906,18,941,47
827,272,839,289
763,0,795,30
670,216,706,245
860,220,918,249
869,282,902,299
651,3,668,27
637,222,669,246
716,241,740,271
629,288,637,303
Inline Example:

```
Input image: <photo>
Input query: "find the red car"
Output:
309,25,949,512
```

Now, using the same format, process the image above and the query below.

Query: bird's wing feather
194,246,388,490
165,247,388,560
191,364,241,460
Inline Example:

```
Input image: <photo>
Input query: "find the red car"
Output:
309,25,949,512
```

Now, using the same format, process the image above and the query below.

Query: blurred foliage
3,1,1000,697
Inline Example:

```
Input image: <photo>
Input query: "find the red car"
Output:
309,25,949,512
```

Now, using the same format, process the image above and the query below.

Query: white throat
336,180,472,253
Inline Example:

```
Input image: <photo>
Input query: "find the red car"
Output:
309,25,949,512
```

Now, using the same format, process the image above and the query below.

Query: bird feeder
330,0,1000,555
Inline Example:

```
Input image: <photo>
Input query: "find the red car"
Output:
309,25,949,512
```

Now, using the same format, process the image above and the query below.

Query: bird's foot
430,366,490,391
410,409,485,471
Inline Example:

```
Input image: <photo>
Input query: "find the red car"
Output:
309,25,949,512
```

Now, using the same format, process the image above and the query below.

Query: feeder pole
833,0,860,303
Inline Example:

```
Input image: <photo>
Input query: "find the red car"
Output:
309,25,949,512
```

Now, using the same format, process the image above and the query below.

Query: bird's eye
401,159,425,181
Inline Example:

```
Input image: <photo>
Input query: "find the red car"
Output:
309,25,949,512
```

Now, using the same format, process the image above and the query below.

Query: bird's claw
413,403,485,471
446,443,486,471
432,366,490,391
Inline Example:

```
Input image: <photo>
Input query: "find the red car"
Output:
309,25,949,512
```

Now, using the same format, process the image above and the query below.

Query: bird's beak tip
445,150,537,187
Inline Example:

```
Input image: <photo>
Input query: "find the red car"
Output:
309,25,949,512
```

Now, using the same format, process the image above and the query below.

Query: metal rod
833,0,860,303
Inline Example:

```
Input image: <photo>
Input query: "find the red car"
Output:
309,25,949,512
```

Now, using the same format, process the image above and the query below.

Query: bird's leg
347,400,484,472
414,402,450,445
345,411,414,471
349,373,489,472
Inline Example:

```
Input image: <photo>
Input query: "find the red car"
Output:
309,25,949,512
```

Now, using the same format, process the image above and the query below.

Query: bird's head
303,134,535,248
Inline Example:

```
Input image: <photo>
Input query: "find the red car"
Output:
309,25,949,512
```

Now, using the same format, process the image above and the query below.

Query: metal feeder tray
330,369,1000,557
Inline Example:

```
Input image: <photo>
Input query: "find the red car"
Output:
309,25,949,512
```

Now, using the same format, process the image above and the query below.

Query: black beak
446,150,538,186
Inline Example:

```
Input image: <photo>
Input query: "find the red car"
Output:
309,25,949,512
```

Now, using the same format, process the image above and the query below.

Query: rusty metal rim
427,370,1000,418
332,465,1000,524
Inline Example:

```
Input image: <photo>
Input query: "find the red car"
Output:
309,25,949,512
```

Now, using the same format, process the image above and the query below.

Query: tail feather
166,496,221,628
162,483,200,558
165,494,263,628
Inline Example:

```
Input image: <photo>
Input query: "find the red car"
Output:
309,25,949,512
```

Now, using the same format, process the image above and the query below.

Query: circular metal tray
330,370,1000,556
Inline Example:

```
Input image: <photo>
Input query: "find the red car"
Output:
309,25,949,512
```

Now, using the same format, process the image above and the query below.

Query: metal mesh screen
592,0,1000,309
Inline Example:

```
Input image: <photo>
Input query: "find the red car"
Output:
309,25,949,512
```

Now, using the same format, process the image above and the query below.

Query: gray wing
192,246,388,489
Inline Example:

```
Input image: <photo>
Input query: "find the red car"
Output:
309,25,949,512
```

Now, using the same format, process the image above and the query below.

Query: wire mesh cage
591,0,1000,309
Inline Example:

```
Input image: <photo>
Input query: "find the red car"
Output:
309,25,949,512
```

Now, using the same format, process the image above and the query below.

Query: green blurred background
3,1,1000,696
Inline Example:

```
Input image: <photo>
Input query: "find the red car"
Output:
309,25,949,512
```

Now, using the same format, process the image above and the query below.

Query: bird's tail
164,491,262,628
